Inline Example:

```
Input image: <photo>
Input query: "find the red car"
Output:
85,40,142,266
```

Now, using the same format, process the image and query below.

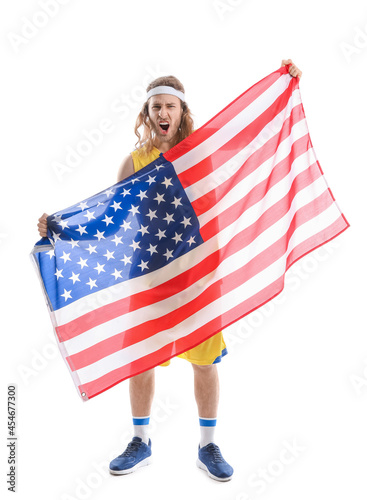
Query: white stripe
76,202,341,385
173,75,292,175
64,174,329,356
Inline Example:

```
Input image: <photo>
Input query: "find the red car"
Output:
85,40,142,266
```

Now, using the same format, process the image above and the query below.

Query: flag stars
121,254,132,266
111,201,122,212
128,204,140,216
52,231,62,243
83,210,96,221
137,190,148,201
77,257,88,269
121,188,131,197
172,232,183,244
61,289,72,301
163,213,175,224
130,240,141,252
147,244,158,256
147,175,156,185
187,236,196,247
46,249,55,259
102,215,114,226
94,229,106,241
162,177,173,189
146,209,158,221
137,260,149,272
171,197,182,209
155,228,167,240
111,269,123,280
181,216,192,228
104,188,115,197
69,272,80,284
68,239,80,249
94,263,105,274
154,192,165,205
77,202,89,210
54,268,63,280
111,235,123,246
76,225,88,236
103,249,115,261
58,219,69,230
60,251,71,263
163,248,174,260
86,277,98,290
86,244,97,255
138,225,150,236
120,220,132,231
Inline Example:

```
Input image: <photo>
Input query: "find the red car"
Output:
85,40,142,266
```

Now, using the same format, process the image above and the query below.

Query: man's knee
191,363,216,374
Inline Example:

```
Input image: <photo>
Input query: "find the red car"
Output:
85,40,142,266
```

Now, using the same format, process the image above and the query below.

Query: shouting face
148,94,183,152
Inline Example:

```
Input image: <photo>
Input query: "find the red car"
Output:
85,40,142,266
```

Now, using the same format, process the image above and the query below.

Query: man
37,59,302,481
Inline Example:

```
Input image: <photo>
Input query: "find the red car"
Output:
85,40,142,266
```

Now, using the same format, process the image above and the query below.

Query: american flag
31,66,349,400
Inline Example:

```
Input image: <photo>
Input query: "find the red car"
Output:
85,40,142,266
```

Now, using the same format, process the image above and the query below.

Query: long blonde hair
134,75,194,154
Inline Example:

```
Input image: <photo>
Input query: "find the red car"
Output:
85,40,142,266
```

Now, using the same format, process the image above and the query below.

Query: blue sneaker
109,437,152,475
197,443,234,481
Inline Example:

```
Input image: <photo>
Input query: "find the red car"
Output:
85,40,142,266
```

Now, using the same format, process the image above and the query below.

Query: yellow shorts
160,331,227,366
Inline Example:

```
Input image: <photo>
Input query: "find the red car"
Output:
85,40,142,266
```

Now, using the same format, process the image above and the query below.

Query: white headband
146,85,185,102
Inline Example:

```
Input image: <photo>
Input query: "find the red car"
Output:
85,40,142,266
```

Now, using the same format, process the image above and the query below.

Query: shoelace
205,443,225,463
120,441,141,457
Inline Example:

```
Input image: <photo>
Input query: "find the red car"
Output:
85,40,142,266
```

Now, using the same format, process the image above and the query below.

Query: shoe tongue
132,436,142,443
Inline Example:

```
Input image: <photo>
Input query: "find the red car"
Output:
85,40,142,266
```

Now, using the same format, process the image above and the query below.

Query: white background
1,1,366,499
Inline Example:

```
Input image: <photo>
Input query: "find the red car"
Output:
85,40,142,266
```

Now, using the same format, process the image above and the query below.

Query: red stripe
192,120,310,218
58,161,322,343
164,68,296,163
66,188,334,372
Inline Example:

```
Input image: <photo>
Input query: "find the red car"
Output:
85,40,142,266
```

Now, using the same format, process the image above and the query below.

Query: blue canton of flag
34,155,203,311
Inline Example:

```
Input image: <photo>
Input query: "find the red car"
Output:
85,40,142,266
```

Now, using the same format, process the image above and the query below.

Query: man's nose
159,107,168,119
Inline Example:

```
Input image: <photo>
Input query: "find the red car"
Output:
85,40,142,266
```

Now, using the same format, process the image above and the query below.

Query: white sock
132,416,150,445
199,418,217,447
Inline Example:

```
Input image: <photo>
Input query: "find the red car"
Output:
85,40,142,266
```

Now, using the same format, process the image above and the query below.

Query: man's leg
109,369,155,475
130,368,155,417
192,363,233,481
192,364,219,419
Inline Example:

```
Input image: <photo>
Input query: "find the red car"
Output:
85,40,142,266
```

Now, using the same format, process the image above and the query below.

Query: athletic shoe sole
196,458,233,482
109,456,152,475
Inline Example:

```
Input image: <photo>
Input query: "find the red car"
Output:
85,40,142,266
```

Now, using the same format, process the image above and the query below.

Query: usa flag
31,66,349,400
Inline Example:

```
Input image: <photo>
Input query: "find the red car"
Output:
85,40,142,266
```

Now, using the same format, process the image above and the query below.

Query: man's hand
37,213,49,238
281,59,302,78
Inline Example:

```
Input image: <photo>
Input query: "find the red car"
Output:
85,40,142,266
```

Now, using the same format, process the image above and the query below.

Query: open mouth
159,122,170,134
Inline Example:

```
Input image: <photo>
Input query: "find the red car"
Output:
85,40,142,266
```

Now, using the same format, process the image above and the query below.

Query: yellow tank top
131,146,161,173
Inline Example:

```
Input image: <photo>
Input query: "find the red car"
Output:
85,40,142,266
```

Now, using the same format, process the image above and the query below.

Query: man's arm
117,154,134,183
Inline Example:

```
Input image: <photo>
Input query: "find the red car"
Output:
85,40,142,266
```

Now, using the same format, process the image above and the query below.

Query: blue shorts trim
212,347,228,364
